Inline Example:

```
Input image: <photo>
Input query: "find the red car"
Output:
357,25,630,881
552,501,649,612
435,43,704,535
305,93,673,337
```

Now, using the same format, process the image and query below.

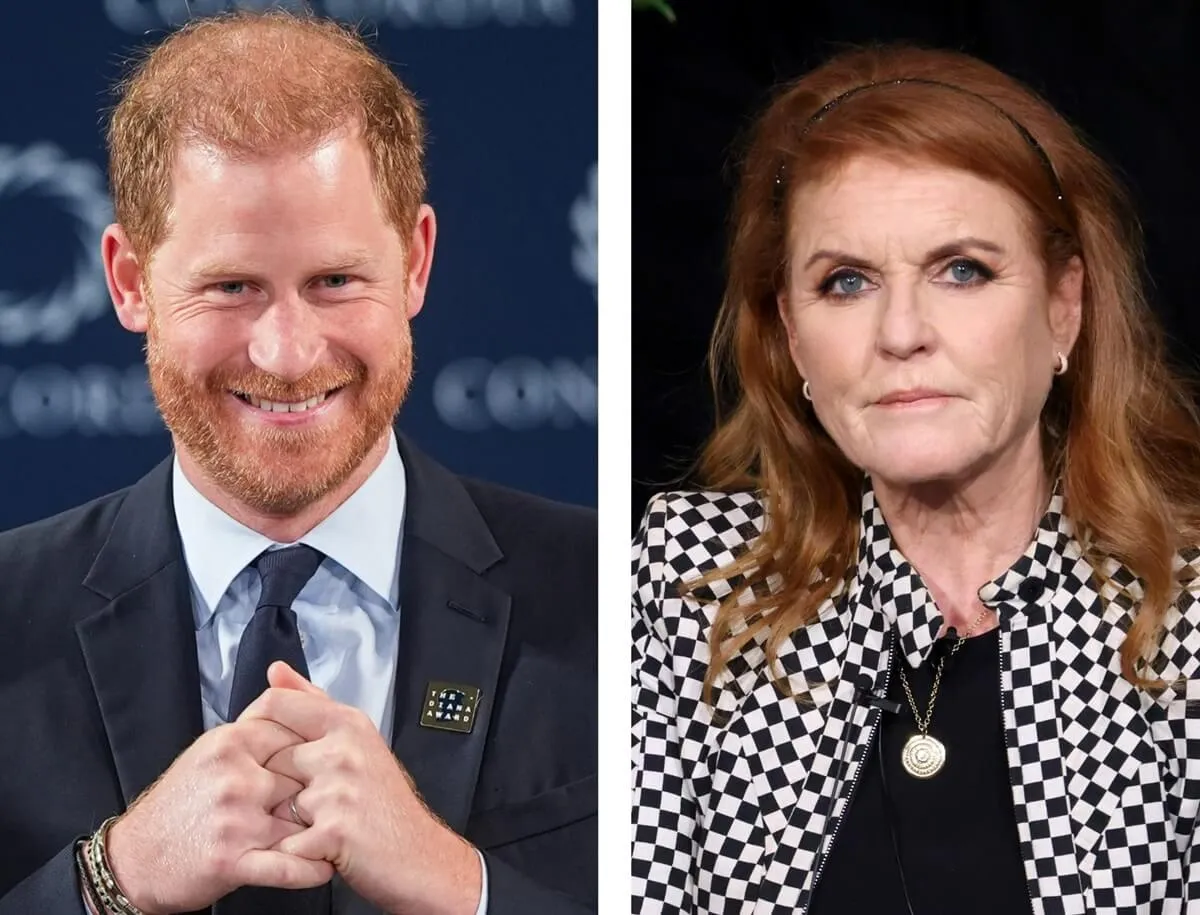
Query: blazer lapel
753,589,890,914
388,436,511,833
76,457,204,806
995,543,1141,914
1047,566,1154,875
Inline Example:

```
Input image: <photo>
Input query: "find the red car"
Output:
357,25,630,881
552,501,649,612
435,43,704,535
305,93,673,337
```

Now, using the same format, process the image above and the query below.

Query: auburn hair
107,9,425,263
692,44,1200,697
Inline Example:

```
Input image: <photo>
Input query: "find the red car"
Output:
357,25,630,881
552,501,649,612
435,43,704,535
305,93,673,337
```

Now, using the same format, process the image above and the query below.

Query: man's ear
102,224,150,333
403,204,437,320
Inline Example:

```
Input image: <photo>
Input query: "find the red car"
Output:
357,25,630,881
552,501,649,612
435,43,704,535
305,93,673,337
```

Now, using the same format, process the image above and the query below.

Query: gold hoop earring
1054,352,1068,376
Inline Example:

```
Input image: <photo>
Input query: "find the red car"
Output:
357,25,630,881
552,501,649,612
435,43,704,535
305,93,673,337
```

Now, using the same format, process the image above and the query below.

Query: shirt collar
172,431,407,627
856,477,1072,670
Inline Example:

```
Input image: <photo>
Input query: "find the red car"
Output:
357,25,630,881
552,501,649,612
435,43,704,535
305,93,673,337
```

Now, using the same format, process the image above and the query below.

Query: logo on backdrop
0,144,162,439
431,160,597,433
0,144,112,347
570,161,596,295
432,356,596,432
104,0,574,32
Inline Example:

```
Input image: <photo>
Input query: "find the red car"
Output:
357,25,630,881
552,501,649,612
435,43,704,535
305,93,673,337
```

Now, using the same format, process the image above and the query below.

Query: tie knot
254,544,325,611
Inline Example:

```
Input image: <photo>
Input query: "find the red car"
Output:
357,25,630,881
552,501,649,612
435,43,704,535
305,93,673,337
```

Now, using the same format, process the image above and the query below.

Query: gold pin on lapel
420,681,481,734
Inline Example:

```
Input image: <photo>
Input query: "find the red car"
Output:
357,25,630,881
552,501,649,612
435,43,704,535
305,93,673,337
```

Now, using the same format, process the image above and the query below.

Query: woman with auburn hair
632,44,1200,915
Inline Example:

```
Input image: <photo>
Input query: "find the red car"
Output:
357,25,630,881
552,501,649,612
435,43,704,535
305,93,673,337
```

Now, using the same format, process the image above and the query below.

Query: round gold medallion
901,733,946,778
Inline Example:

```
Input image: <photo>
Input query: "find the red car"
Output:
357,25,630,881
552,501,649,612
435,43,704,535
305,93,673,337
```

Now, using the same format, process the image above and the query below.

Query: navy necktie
221,544,331,915
228,544,324,720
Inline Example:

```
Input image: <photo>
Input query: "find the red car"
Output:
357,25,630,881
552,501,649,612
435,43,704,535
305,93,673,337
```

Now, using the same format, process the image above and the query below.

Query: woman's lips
876,389,951,406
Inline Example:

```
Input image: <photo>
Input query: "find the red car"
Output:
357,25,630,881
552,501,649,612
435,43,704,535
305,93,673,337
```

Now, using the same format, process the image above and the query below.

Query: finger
274,779,349,857
262,740,332,785
263,770,307,812
226,717,308,765
277,820,338,863
262,809,311,846
268,661,327,697
234,756,305,815
237,687,342,742
263,743,304,783
235,849,334,888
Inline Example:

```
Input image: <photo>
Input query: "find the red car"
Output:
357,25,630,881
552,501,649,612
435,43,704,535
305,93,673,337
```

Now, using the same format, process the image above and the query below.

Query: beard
145,311,414,516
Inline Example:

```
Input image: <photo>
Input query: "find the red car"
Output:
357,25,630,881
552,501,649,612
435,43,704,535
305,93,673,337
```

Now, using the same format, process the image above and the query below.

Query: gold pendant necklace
900,732,947,778
897,607,991,778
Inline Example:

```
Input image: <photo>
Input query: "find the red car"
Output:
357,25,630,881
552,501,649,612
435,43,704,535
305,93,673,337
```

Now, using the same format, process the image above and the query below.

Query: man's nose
246,295,327,383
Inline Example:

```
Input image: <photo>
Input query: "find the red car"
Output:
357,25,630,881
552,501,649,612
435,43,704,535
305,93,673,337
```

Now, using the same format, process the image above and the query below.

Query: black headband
773,77,1065,210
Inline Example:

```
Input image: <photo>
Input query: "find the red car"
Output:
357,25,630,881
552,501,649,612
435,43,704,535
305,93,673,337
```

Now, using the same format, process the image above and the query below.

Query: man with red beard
0,11,595,915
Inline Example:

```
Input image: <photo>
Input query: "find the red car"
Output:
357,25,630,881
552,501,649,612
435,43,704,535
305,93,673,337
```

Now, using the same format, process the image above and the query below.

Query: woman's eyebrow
802,236,1007,271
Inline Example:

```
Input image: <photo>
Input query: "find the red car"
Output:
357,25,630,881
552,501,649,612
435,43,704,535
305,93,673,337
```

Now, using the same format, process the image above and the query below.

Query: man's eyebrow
189,250,377,280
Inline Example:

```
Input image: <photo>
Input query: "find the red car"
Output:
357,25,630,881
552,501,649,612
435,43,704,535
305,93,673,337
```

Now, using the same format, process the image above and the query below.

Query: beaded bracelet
79,817,146,915
73,838,102,915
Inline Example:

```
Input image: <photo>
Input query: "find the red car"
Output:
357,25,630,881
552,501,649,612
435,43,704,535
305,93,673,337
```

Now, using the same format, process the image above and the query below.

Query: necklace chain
898,606,992,735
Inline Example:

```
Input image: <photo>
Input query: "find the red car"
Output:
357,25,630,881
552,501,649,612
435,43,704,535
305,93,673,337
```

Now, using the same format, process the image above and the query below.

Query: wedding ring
289,796,310,828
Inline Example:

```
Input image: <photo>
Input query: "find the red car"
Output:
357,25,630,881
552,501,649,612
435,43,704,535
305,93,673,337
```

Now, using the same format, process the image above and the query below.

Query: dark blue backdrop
0,0,596,530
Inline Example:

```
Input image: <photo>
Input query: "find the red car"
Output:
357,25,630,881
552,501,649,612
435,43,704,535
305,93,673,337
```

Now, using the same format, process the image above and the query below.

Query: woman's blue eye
949,260,980,283
944,258,996,285
822,270,867,297
217,281,245,295
324,275,350,288
835,273,863,294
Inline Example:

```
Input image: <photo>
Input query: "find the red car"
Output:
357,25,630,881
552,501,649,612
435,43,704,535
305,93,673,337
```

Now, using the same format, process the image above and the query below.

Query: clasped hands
104,662,481,915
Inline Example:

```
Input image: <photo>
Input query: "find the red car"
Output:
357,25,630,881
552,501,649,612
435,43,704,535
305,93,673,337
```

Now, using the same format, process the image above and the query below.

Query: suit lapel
387,437,511,834
334,439,512,915
76,457,204,806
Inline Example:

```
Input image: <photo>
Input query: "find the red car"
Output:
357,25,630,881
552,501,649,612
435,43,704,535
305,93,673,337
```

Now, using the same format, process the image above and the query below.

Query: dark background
632,0,1200,527
0,0,596,530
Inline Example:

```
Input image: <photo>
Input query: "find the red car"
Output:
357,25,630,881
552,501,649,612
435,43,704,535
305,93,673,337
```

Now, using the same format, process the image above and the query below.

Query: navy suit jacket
0,434,597,914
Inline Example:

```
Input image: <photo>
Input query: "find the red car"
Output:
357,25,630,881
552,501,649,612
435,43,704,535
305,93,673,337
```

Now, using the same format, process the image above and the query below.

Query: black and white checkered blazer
632,485,1200,914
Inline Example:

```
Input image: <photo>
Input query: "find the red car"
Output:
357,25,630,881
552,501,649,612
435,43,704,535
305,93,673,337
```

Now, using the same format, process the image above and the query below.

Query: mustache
210,361,365,401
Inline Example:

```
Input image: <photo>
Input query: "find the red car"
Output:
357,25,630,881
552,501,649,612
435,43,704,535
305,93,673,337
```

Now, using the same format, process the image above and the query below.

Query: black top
808,628,1031,915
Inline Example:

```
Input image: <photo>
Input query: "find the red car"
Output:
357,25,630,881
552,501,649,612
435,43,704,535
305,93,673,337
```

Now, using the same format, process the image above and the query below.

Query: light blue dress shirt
173,434,405,739
168,431,488,914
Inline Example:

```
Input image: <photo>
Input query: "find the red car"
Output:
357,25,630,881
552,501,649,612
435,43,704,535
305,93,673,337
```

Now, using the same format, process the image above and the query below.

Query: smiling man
0,10,595,915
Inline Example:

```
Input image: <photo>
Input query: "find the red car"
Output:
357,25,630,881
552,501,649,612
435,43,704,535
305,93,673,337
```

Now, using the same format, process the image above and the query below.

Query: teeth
244,391,329,413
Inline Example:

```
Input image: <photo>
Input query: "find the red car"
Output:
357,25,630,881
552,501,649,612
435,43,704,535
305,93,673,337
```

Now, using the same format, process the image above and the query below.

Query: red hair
693,44,1200,697
107,9,425,263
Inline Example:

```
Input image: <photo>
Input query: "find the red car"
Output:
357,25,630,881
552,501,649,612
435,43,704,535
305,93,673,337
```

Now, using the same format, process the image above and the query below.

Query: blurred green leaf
633,0,677,23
